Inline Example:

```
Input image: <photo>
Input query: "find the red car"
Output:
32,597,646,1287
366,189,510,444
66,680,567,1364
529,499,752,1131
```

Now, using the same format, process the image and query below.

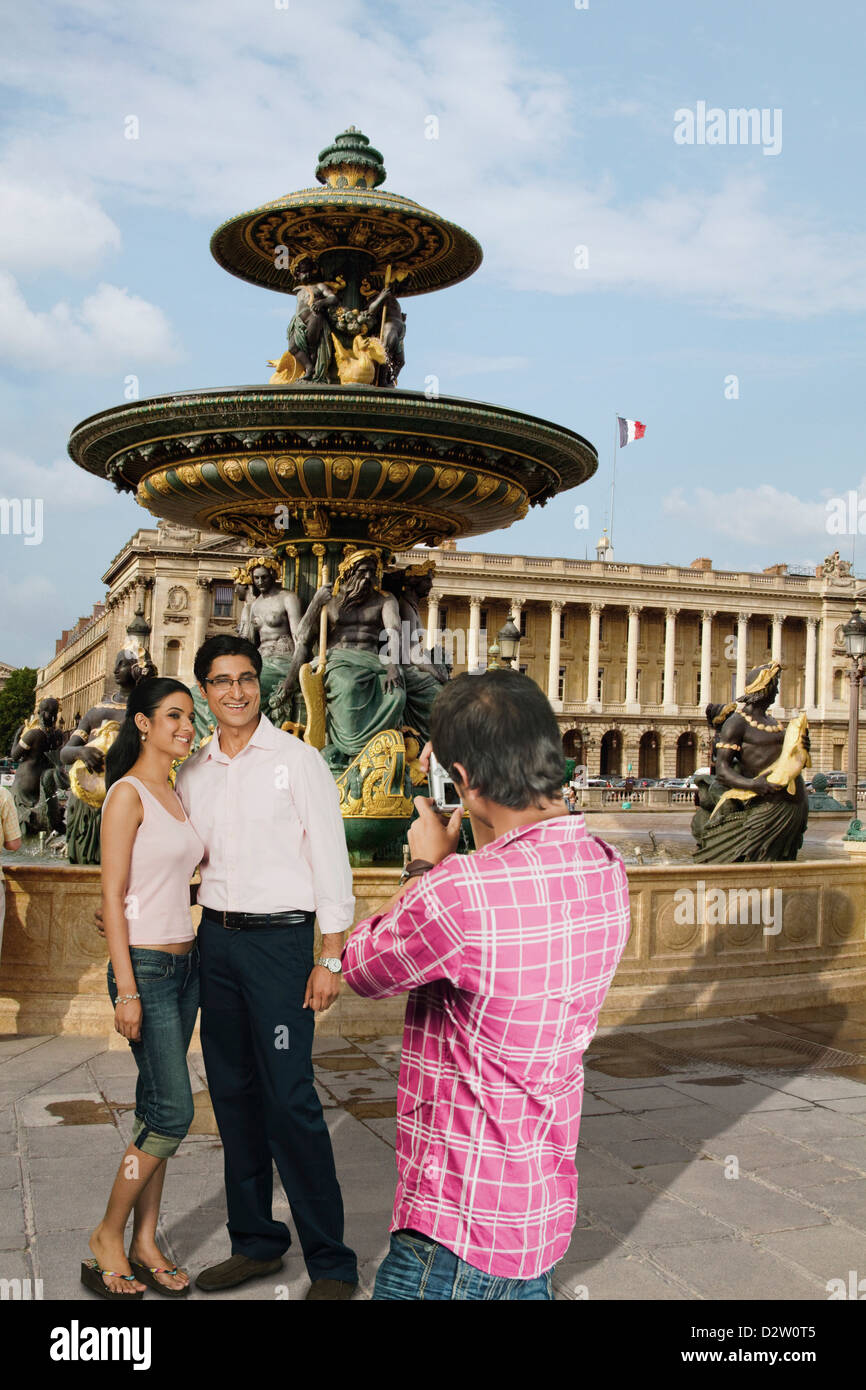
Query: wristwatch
399,858,434,885
318,957,343,974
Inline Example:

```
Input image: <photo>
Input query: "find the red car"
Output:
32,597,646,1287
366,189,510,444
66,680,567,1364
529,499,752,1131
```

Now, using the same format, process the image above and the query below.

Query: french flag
618,416,646,447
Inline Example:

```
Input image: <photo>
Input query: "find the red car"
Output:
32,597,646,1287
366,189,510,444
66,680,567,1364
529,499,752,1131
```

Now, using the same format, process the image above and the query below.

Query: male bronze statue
10,697,67,835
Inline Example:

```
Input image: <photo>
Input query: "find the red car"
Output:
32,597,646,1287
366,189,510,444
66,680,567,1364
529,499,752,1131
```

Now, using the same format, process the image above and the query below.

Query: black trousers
198,914,357,1282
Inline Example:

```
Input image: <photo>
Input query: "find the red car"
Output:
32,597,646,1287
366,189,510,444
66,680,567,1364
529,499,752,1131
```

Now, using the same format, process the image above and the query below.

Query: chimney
690,557,712,571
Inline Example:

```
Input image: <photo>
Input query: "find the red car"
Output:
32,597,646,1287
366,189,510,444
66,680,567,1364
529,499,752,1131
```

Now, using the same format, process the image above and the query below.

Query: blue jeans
107,946,199,1158
372,1230,555,1301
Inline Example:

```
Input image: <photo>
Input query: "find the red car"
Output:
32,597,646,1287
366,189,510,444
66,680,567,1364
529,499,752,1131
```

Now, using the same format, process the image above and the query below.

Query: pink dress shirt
175,715,354,934
342,814,630,1279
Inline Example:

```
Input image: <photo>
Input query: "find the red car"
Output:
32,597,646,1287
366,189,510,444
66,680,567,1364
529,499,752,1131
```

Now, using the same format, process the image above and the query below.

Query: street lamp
842,607,866,812
497,618,521,668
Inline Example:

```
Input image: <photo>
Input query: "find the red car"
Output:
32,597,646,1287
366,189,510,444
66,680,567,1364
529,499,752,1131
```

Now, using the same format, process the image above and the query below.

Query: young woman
82,677,203,1300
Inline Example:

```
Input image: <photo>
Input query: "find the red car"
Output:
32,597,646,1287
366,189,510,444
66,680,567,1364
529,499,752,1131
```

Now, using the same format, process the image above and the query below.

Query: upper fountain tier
210,126,483,301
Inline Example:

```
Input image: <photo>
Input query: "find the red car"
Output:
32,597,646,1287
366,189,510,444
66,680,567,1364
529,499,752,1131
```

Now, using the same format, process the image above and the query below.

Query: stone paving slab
650,1235,826,1301
3,1015,866,1301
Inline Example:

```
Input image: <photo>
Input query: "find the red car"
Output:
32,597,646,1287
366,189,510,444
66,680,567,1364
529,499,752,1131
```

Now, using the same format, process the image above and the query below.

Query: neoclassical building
35,523,865,779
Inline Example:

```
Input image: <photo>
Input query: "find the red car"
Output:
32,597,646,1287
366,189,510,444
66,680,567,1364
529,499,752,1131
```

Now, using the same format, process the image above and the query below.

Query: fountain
2,130,864,1038
66,127,596,857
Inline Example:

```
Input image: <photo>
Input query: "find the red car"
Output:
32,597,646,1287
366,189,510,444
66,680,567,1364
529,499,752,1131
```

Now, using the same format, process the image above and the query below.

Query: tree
0,668,37,758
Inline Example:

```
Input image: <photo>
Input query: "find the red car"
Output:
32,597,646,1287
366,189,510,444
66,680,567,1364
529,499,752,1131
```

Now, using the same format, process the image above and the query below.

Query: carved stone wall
1,859,863,1039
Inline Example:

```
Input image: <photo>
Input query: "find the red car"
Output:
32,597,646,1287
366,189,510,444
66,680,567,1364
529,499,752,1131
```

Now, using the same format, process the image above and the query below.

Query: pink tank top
102,776,203,945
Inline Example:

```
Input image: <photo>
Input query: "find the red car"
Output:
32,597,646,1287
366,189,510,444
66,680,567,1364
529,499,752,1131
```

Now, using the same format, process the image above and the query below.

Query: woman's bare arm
100,783,143,1000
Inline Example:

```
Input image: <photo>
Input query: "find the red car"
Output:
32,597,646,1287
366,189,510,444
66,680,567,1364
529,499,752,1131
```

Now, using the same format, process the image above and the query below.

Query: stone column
190,578,211,680
700,610,714,708
625,605,640,711
468,596,485,672
805,617,818,712
663,607,679,712
509,599,523,669
586,603,602,708
547,600,564,703
736,612,749,698
426,588,442,654
771,612,785,712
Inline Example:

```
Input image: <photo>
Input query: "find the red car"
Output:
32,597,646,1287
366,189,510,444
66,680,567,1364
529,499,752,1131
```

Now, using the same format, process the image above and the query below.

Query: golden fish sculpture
710,712,811,820
68,720,121,810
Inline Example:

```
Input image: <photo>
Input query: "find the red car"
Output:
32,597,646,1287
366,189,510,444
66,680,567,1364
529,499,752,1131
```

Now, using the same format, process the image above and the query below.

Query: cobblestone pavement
2,1007,865,1301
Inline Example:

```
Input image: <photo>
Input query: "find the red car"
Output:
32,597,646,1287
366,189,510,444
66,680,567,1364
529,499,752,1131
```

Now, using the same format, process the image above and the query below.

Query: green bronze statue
692,661,810,863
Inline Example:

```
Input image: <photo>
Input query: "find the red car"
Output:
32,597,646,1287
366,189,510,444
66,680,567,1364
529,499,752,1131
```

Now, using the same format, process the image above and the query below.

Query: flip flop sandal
80,1258,145,1300
129,1260,191,1298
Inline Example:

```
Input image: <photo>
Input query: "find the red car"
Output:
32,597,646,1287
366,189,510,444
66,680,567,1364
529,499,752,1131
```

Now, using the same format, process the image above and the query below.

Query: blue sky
1,0,865,666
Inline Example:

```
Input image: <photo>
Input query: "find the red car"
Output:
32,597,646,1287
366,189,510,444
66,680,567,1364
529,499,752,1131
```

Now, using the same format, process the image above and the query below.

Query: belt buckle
222,910,240,932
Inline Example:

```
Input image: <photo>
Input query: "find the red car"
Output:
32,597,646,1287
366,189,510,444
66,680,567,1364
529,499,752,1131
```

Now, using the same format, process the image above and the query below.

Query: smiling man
176,634,357,1301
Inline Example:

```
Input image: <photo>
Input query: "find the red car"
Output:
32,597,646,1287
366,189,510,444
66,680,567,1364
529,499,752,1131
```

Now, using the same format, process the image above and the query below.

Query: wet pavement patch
339,1098,398,1118
44,1099,114,1126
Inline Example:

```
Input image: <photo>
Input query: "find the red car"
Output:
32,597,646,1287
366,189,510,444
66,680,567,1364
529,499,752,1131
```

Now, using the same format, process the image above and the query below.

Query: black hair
430,668,566,810
193,635,262,686
105,677,193,789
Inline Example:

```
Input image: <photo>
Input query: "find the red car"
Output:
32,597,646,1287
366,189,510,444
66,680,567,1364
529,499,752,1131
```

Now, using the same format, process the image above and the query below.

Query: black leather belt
202,908,315,931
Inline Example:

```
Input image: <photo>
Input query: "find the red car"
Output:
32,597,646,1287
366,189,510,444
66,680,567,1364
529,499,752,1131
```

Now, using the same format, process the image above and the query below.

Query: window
480,609,489,633
598,614,605,642
519,609,527,637
519,664,529,676
557,666,566,700
597,668,604,702
556,609,565,641
766,623,773,649
731,671,738,700
163,639,181,678
635,669,642,700
212,583,233,618
695,672,702,705
439,606,448,633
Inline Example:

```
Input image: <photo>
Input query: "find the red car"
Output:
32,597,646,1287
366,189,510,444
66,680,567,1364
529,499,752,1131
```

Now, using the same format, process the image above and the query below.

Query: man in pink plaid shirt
342,668,630,1300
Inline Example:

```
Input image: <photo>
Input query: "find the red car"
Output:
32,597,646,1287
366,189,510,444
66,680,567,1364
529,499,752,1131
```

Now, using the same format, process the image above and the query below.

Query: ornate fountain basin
68,385,597,552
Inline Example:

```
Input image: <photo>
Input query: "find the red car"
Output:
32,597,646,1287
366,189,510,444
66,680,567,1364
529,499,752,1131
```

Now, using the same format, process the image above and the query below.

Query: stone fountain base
2,858,864,1042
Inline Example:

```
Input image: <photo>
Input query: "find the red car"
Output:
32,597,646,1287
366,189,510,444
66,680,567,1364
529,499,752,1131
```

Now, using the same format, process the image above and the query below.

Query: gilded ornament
437,468,460,489
275,457,297,478
332,457,354,481
178,465,199,486
223,460,244,483
151,472,172,495
387,461,410,483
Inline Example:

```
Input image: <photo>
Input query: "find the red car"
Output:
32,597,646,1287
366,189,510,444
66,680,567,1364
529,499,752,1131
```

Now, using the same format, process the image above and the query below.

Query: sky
1,0,865,667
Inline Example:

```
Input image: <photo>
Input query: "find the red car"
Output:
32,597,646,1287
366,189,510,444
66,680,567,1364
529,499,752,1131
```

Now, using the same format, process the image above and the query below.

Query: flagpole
608,414,618,553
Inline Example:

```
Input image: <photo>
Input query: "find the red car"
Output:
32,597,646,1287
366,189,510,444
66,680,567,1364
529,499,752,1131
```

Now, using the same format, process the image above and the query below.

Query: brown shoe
195,1254,283,1292
305,1278,357,1301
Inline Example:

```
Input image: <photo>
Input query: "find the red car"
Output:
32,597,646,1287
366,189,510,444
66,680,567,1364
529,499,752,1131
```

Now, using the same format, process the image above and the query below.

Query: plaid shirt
342,815,630,1279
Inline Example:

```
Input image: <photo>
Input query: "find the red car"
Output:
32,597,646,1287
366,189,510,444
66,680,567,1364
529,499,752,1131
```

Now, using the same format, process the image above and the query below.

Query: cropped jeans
107,945,199,1159
373,1230,555,1301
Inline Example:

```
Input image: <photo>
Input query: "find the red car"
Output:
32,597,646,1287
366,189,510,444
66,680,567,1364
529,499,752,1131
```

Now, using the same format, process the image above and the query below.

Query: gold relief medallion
436,468,461,489
150,472,172,495
178,465,199,486
332,457,354,481
475,475,498,498
387,461,410,483
223,460,244,483
275,457,297,478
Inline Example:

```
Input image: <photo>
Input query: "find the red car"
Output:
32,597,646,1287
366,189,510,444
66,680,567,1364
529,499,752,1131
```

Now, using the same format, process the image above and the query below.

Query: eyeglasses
204,673,260,690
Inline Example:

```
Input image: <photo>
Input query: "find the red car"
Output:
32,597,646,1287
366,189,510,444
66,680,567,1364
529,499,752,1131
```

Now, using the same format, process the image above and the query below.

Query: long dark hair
105,677,193,790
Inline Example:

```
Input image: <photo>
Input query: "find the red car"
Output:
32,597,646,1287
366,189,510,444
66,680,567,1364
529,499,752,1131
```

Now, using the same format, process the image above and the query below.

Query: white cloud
0,449,119,510
662,483,832,550
0,273,181,372
1,1,859,319
0,170,122,274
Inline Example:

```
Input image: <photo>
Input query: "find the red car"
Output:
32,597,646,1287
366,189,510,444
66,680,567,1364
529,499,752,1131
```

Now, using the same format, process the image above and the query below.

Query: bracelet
115,992,140,1006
